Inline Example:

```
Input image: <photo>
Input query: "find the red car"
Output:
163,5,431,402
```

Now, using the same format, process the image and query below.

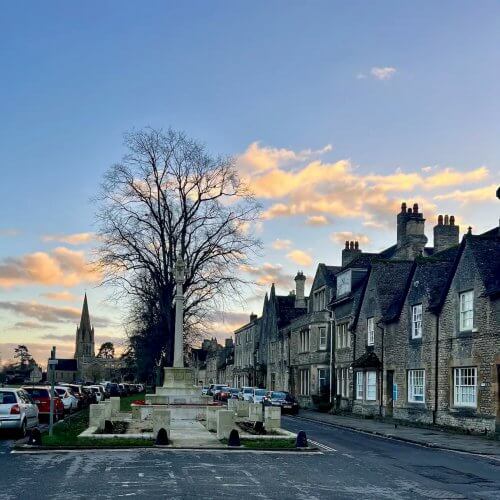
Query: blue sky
1,1,499,363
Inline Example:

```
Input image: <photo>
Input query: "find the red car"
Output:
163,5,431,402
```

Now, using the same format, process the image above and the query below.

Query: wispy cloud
306,215,329,226
42,232,95,245
41,290,78,302
240,262,293,288
370,66,397,80
0,246,101,288
11,321,52,330
271,239,292,250
0,229,20,237
286,249,313,267
331,231,370,247
434,184,498,204
0,301,112,327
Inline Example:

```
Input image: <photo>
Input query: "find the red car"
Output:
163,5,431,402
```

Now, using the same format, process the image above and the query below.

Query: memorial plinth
146,367,205,405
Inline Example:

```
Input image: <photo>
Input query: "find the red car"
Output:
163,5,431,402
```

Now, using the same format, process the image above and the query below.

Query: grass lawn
40,393,152,448
221,437,296,449
120,391,145,412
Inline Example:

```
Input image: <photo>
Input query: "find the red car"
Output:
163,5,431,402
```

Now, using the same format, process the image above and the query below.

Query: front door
386,371,394,417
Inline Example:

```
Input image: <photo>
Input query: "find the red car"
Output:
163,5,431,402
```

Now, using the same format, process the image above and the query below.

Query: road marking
308,439,336,452
342,453,355,459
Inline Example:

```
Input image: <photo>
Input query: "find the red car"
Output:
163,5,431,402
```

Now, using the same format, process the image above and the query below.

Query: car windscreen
271,392,286,399
229,389,239,393
55,388,66,396
0,392,16,404
24,388,49,398
243,388,253,393
255,389,266,396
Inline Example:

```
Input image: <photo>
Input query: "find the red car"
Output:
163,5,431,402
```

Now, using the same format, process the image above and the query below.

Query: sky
1,1,499,365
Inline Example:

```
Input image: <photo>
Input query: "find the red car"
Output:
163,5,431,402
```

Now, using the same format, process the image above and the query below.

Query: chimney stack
294,271,306,308
249,313,257,323
434,214,459,253
342,240,362,266
395,201,428,259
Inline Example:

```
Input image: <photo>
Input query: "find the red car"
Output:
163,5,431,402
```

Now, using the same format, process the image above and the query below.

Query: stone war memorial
80,253,295,448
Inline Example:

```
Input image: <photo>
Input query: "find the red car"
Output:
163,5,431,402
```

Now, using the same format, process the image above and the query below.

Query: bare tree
95,128,261,367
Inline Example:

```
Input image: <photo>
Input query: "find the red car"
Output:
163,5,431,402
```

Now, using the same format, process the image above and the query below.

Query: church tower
74,293,95,361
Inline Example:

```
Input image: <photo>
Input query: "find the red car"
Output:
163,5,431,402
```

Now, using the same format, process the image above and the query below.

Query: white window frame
336,323,349,349
366,371,377,401
454,367,477,408
318,368,327,393
356,372,364,400
300,330,310,353
318,326,327,350
299,369,310,396
408,369,425,403
459,291,474,331
367,317,374,346
411,304,423,339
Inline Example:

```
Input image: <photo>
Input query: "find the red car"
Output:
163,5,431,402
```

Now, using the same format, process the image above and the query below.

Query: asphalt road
0,415,499,499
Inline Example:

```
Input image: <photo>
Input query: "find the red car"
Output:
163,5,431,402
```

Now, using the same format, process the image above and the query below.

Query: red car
22,386,65,421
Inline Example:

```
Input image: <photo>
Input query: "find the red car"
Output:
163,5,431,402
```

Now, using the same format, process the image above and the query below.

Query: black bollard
295,430,308,448
253,421,265,434
228,429,241,447
104,420,114,434
27,428,42,446
156,428,169,445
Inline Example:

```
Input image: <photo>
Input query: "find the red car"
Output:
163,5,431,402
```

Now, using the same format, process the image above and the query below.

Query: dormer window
337,270,352,297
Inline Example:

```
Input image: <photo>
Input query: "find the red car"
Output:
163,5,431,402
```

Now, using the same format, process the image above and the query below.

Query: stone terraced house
231,202,499,434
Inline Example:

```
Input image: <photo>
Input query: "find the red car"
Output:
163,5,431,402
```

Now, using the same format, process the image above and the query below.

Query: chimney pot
349,241,354,250
438,215,443,225
444,215,449,225
450,215,455,226
408,207,412,214
413,203,419,213
401,202,407,212
354,241,359,250
345,241,349,249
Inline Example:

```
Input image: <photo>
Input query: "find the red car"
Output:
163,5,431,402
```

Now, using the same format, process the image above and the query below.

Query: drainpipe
329,313,334,404
376,320,385,418
433,314,439,425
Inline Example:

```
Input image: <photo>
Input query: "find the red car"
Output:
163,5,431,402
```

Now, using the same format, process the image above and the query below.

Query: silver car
250,388,267,404
0,388,39,437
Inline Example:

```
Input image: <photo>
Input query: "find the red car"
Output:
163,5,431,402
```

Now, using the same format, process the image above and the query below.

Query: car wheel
19,419,27,438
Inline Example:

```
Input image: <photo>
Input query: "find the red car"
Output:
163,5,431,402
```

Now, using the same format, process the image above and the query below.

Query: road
0,415,499,499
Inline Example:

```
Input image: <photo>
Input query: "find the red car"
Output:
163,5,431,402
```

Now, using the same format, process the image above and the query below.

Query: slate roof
55,359,78,371
468,233,500,297
323,265,342,288
276,295,307,329
370,260,415,322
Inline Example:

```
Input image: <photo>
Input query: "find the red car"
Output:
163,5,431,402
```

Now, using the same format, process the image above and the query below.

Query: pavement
298,409,500,457
0,414,499,499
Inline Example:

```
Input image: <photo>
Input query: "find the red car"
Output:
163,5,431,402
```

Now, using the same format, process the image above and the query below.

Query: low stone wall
206,406,224,432
89,404,106,431
249,403,263,422
236,400,250,418
217,410,235,439
152,407,171,438
264,406,281,430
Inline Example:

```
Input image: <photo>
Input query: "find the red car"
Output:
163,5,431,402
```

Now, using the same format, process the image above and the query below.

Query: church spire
80,293,92,333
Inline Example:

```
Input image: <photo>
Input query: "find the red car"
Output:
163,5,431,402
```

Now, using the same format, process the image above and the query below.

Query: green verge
120,392,145,412
40,394,152,448
221,438,296,449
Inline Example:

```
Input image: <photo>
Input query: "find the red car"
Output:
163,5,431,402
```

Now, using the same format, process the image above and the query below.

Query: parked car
210,384,229,399
22,386,65,421
89,385,106,402
239,387,255,401
226,388,240,400
263,391,299,415
107,383,120,397
54,386,78,413
201,386,210,396
250,388,267,404
0,388,39,437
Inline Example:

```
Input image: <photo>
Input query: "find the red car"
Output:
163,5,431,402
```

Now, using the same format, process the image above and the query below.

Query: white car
0,388,39,437
250,388,267,404
201,386,210,396
239,387,254,401
54,386,78,412
89,385,105,402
